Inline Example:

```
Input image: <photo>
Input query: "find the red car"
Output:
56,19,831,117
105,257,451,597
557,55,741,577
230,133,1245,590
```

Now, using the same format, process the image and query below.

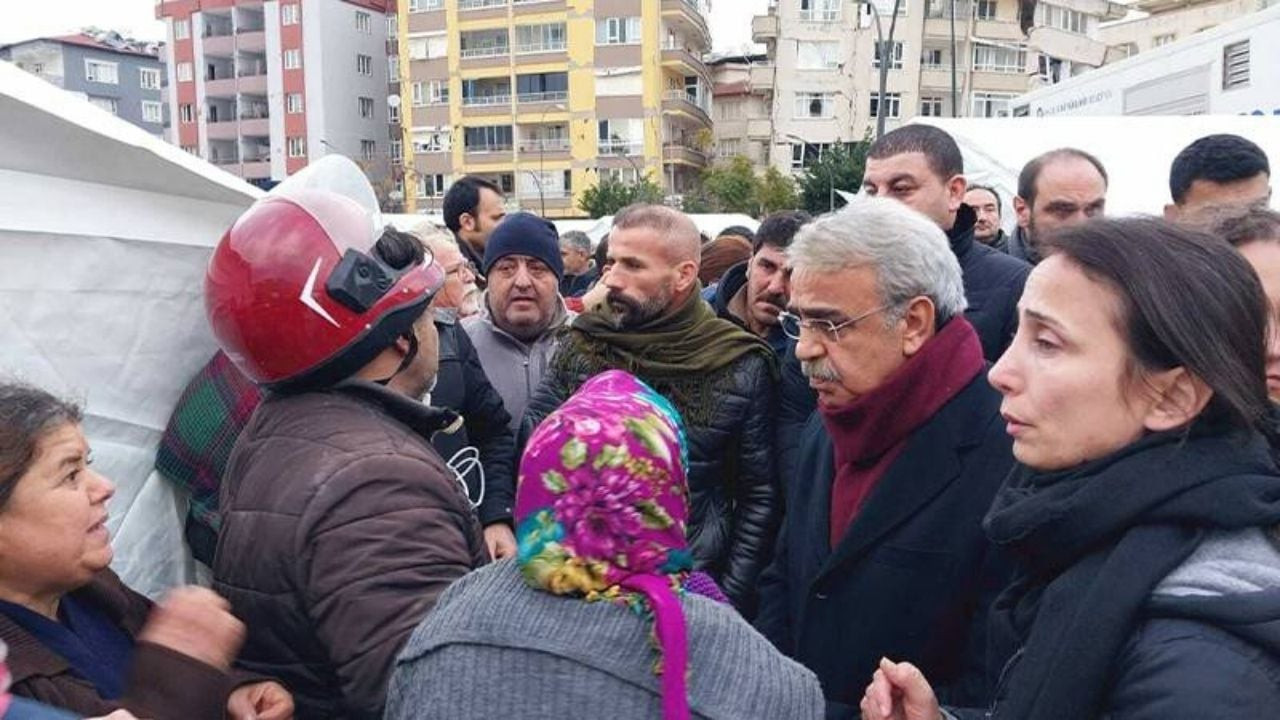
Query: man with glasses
463,212,574,437
756,197,1015,716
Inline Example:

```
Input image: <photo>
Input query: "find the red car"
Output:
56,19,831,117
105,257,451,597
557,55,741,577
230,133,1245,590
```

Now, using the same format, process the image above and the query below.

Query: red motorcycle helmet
206,156,444,392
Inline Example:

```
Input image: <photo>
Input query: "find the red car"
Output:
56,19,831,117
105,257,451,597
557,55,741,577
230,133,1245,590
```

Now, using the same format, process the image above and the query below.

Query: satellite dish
387,94,401,108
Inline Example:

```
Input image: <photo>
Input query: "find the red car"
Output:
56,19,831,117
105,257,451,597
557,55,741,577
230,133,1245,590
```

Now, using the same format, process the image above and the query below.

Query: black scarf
983,427,1280,720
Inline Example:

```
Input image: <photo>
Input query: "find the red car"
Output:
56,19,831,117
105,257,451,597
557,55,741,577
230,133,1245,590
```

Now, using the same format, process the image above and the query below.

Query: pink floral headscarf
516,370,695,720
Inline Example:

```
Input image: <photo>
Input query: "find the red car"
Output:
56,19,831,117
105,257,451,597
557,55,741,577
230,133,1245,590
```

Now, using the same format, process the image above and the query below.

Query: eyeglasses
778,304,893,342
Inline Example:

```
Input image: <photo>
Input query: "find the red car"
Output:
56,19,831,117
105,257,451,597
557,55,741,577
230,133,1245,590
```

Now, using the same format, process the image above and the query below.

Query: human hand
227,681,295,720
483,523,517,560
137,587,244,672
859,658,942,720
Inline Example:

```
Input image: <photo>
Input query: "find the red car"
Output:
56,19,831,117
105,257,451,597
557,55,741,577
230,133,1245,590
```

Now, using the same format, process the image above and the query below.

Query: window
355,11,371,33
387,15,397,37
598,118,643,153
791,142,842,170
413,128,450,152
870,0,908,15
718,100,744,120
284,49,301,69
793,92,834,119
174,19,190,40
141,100,163,123
356,54,372,76
390,139,402,161
797,41,841,70
416,174,447,198
799,0,841,22
516,71,568,101
139,67,161,89
409,0,443,10
601,167,640,185
596,17,643,45
464,125,513,152
408,38,427,60
869,92,901,118
1037,4,1086,35
287,93,304,113
975,0,997,20
873,41,904,69
358,96,374,118
411,80,449,106
179,103,194,123
515,23,567,53
85,59,119,84
971,91,1015,117
1153,33,1176,47
1223,40,1250,89
717,138,743,158
388,54,400,83
177,62,193,82
1116,42,1139,59
389,103,399,123
973,43,1026,73
922,48,944,68
88,96,118,114
361,140,376,161
287,137,306,158
1038,55,1064,83
920,96,943,116
281,4,299,25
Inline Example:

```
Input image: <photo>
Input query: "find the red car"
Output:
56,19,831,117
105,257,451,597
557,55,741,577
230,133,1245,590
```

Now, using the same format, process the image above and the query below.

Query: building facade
393,0,713,217
751,0,1124,176
1098,0,1279,59
707,53,773,167
0,33,166,138
156,0,392,190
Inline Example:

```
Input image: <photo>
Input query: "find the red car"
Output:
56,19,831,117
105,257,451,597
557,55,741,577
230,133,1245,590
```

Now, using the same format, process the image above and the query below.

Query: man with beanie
523,204,780,616
463,212,575,434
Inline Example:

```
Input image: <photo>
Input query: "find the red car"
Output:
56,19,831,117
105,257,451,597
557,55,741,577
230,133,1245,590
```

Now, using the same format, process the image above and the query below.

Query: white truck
1011,3,1280,117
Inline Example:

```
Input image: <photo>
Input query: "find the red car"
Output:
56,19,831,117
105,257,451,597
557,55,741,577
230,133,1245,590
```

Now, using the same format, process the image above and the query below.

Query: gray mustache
801,359,841,383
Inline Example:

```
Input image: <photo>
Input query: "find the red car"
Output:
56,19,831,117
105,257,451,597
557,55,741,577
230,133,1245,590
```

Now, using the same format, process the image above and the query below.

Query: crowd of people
0,125,1277,720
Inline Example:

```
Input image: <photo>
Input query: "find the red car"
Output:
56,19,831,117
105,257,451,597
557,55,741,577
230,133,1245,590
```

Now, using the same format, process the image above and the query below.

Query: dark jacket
756,372,1014,718
431,316,517,527
214,380,488,720
0,570,232,720
457,234,487,289
949,204,1031,363
981,228,1009,254
523,348,780,615
559,266,599,298
710,262,790,358
1006,226,1038,265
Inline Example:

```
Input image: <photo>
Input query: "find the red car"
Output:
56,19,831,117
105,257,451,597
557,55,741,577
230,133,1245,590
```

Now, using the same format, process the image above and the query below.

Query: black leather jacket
522,347,781,615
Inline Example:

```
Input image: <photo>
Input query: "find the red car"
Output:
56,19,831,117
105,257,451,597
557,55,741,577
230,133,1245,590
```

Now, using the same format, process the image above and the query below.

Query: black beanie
482,212,564,280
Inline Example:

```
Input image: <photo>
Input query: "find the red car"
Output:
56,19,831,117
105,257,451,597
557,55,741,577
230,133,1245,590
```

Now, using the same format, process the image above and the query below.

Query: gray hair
407,221,458,257
560,230,591,254
0,382,83,510
788,195,967,325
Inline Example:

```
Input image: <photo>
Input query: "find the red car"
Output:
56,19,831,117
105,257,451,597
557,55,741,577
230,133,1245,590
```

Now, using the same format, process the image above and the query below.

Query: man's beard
607,288,671,329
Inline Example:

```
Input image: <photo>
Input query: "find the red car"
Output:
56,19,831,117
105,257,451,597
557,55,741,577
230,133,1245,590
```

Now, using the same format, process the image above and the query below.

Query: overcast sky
0,1,768,51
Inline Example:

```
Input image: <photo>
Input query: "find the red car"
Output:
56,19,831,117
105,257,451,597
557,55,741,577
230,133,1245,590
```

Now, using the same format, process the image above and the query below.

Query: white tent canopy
0,60,262,597
387,212,761,247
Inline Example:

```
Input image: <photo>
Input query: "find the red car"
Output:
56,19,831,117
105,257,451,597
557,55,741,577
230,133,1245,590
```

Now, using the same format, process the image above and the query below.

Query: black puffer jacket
523,348,780,615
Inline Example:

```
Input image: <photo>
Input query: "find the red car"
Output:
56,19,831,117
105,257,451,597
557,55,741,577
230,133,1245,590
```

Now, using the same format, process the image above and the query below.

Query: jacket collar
1008,226,1041,265
331,379,461,440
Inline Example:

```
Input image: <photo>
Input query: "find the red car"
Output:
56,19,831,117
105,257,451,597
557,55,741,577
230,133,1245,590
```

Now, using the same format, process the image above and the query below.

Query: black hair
1214,206,1280,248
442,176,503,233
1017,148,1109,208
0,383,83,510
965,184,1002,216
716,225,756,244
868,124,964,182
372,226,426,269
1169,134,1270,205
1043,217,1271,437
593,233,610,270
753,210,812,254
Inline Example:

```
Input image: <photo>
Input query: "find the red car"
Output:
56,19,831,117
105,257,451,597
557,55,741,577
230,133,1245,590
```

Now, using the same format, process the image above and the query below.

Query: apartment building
707,53,773,166
0,32,165,138
1099,0,1279,59
394,0,713,217
157,0,393,189
752,0,1124,176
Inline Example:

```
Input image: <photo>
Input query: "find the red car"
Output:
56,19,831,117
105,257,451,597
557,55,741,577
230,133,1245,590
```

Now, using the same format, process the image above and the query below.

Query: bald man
522,204,781,615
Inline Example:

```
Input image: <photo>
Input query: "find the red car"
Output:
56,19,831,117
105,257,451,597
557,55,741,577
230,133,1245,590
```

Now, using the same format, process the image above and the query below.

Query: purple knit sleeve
685,571,731,605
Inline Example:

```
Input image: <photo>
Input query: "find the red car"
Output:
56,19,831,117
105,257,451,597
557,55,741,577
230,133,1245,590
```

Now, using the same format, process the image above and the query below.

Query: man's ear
460,212,477,233
947,175,967,213
1014,195,1031,229
673,260,700,294
900,296,937,357
1142,367,1213,432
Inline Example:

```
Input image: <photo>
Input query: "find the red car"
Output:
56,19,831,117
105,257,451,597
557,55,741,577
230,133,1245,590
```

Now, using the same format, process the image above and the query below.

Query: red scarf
820,317,986,548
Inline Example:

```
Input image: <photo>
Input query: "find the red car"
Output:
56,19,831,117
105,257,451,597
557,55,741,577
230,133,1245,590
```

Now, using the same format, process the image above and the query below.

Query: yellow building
393,0,712,218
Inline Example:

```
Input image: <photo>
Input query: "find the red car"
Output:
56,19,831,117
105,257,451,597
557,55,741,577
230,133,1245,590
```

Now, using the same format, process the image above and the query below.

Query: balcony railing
519,138,570,152
237,63,267,77
598,139,643,155
517,90,567,103
462,93,512,106
460,0,506,8
464,143,513,153
515,40,566,54
239,109,270,120
460,45,509,58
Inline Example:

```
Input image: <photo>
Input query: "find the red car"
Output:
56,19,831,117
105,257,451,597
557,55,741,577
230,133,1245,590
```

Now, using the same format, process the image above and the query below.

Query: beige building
1098,0,1279,59
751,0,1126,175
706,53,773,166
391,0,714,217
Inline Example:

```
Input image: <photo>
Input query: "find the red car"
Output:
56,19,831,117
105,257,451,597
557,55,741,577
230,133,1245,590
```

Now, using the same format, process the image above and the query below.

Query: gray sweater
385,559,824,720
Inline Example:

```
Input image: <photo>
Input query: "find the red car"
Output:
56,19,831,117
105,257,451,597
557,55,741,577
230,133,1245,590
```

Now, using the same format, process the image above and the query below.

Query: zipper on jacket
987,646,1024,718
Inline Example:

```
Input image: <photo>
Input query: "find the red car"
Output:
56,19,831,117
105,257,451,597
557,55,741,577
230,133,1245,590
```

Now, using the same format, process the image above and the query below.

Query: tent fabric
0,60,262,598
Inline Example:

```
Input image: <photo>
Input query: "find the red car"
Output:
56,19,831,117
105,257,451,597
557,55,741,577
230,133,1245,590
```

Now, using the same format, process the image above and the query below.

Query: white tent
387,212,761,247
0,61,262,596
912,116,1280,232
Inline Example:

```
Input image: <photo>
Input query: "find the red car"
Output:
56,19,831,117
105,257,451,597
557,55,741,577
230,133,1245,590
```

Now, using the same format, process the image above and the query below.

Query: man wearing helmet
205,159,488,720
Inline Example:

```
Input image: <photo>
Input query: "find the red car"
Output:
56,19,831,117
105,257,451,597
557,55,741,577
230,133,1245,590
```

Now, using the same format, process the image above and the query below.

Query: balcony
749,63,774,90
974,19,1023,42
920,67,952,89
663,143,708,167
462,93,512,107
662,90,712,126
207,120,239,141
464,143,514,154
205,77,237,97
519,137,570,153
239,117,271,136
459,0,506,8
241,161,271,179
460,45,510,60
517,90,567,105
598,139,644,156
203,34,235,56
236,30,266,53
751,13,778,43
661,0,711,51
514,40,567,56
1028,26,1110,66
237,73,267,95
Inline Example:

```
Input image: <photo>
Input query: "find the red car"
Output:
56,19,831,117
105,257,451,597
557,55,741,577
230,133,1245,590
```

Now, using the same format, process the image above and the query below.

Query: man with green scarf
523,204,780,615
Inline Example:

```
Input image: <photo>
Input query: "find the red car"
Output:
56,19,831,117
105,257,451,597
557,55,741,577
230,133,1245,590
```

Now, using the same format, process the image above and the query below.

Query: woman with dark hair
0,383,293,720
386,370,823,719
862,217,1280,720
1216,206,1280,403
